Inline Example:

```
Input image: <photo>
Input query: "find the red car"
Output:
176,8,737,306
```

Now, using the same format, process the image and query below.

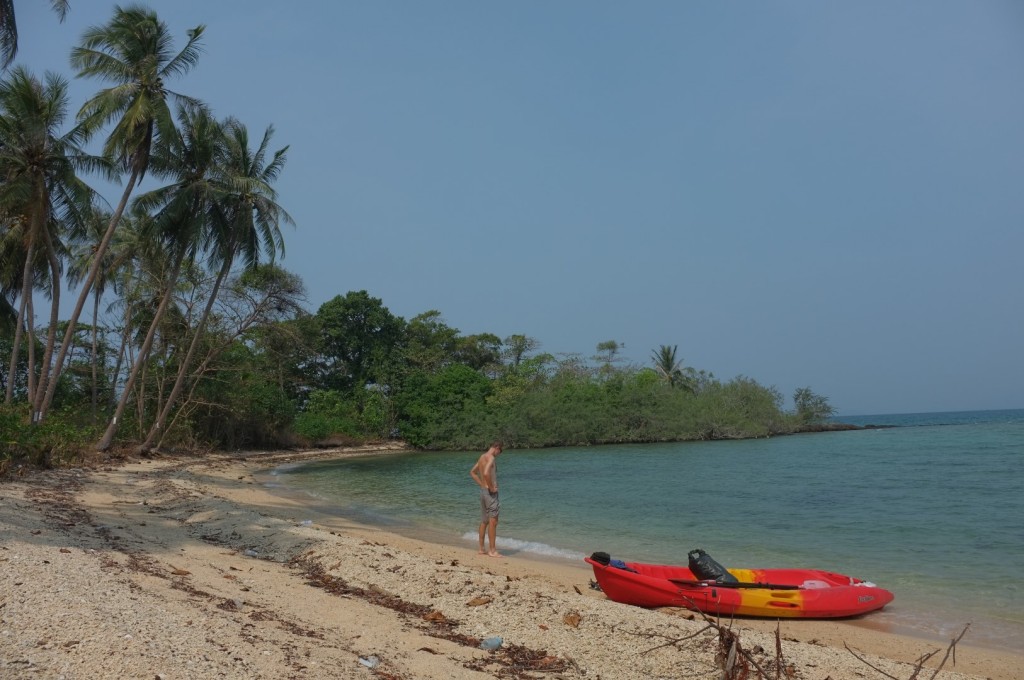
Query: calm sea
267,409,1024,652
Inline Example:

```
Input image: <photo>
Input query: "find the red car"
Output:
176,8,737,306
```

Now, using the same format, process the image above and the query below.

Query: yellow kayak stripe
728,569,806,617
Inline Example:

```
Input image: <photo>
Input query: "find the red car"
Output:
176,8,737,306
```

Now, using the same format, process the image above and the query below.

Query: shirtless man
469,441,503,557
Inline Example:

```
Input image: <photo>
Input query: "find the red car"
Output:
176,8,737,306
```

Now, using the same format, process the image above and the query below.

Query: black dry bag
688,548,738,583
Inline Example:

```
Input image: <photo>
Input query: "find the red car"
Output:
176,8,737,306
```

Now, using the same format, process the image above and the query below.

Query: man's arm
470,456,494,491
470,458,486,488
481,457,495,492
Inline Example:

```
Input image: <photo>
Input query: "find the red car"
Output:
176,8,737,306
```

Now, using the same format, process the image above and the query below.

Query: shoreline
1,446,1019,679
256,445,1023,656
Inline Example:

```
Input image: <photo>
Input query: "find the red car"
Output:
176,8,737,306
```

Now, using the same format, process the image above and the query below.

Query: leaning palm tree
37,6,204,421
0,0,70,69
0,67,103,408
96,103,219,451
100,208,157,412
139,117,292,453
65,206,118,418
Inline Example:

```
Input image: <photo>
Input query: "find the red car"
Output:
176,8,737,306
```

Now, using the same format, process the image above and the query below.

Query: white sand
1,447,1017,679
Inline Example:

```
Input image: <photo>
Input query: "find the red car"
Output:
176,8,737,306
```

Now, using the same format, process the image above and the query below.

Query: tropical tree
96,102,221,451
139,117,292,453
64,206,116,418
651,344,695,392
97,208,156,412
651,344,681,386
0,67,103,408
594,340,623,364
793,386,835,425
1,212,35,401
502,333,540,369
0,216,21,334
454,333,502,373
317,291,405,393
103,215,189,440
37,5,204,421
149,264,305,449
0,0,70,69
403,310,460,374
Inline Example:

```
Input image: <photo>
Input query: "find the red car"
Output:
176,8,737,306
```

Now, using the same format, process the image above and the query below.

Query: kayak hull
585,557,894,618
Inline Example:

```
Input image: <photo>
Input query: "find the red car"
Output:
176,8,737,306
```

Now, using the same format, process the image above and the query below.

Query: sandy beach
1,447,1018,679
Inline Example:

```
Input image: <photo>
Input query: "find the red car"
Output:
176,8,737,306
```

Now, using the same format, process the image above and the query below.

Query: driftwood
642,598,971,680
845,623,970,680
633,602,793,680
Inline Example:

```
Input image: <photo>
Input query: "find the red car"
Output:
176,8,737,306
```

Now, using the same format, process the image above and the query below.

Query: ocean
265,409,1024,652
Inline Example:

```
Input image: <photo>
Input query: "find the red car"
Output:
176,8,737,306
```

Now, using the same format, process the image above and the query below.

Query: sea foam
461,532,584,561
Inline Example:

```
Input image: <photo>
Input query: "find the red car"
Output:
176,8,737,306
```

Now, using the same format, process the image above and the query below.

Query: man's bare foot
477,549,487,555
487,551,504,558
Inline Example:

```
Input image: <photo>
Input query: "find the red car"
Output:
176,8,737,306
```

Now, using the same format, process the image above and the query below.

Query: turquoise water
268,409,1024,651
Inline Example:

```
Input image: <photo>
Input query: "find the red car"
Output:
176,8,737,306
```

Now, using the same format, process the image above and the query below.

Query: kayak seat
801,579,831,589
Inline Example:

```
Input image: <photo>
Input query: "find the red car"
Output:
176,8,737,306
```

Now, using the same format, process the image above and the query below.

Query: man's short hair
490,440,504,450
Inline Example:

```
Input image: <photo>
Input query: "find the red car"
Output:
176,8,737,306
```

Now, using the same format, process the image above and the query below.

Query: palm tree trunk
4,237,34,404
31,219,62,422
4,297,26,403
96,248,183,451
36,170,138,421
25,292,36,406
90,289,100,421
139,251,234,453
109,304,132,412
158,346,218,445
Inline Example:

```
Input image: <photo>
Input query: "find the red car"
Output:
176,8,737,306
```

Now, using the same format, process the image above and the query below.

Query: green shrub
0,405,102,471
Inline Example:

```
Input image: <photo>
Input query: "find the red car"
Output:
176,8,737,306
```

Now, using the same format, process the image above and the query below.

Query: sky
16,1,1024,416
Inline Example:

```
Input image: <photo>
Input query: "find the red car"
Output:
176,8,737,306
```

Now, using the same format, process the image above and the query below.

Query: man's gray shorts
480,488,500,522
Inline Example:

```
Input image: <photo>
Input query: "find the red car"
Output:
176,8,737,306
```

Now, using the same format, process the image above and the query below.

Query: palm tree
0,211,43,402
139,117,292,452
65,206,117,419
100,208,157,412
37,5,204,421
651,344,694,391
0,67,102,409
0,0,70,69
96,103,219,451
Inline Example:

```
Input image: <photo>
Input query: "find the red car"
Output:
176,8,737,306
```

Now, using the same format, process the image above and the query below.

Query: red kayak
586,551,894,619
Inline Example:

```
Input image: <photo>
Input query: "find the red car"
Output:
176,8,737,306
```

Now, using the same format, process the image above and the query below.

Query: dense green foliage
1,5,836,470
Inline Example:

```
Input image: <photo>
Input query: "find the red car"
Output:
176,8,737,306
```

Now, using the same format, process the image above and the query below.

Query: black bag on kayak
688,548,738,583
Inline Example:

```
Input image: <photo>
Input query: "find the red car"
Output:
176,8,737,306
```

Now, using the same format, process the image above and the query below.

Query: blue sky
17,1,1024,416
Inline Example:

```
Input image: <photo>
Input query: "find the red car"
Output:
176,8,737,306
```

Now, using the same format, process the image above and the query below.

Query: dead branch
908,650,939,680
686,606,779,680
846,623,969,680
844,642,901,680
926,624,969,680
774,621,794,679
636,623,716,654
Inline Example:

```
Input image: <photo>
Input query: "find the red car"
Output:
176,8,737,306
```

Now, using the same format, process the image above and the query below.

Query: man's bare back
470,449,498,493
470,442,503,557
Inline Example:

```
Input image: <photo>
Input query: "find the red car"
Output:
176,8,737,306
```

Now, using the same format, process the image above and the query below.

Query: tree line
0,5,835,470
